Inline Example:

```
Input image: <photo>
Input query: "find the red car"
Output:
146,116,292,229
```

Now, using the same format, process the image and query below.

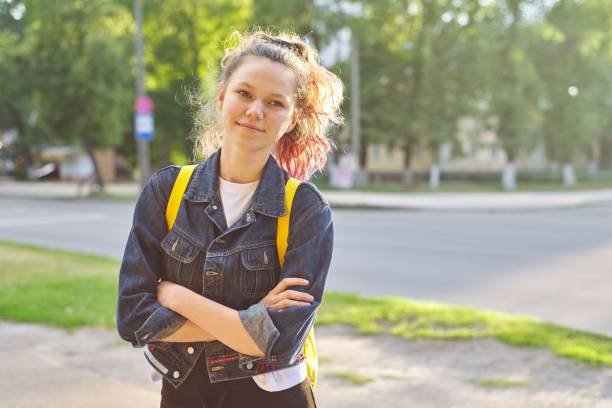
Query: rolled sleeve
239,302,280,360
133,306,186,347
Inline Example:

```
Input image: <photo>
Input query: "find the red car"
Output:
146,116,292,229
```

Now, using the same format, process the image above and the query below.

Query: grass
2,241,612,369
328,371,374,385
476,377,531,389
0,241,118,329
317,293,612,367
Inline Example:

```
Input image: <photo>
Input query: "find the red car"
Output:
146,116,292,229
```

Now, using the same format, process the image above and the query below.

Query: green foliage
319,292,612,367
142,0,251,168
2,0,612,177
27,1,134,151
529,0,612,163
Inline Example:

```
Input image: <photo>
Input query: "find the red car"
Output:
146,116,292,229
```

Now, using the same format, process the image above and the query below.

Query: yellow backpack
165,165,318,389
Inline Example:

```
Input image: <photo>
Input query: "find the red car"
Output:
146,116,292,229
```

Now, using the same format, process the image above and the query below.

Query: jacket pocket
239,245,278,301
161,229,201,284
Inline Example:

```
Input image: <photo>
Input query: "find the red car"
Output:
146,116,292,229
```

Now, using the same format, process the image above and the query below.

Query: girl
116,31,343,408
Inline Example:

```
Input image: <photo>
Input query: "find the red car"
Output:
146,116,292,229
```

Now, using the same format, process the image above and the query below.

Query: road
1,197,611,336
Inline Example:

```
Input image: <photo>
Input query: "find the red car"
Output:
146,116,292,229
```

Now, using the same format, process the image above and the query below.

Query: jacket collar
184,149,288,218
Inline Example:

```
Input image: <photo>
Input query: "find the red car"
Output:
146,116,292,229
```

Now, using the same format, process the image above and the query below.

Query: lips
236,122,264,132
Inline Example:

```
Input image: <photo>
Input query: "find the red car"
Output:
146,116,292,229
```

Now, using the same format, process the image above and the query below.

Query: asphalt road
1,197,611,336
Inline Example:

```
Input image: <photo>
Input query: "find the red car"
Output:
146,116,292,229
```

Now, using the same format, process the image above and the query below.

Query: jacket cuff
239,302,280,359
133,306,186,347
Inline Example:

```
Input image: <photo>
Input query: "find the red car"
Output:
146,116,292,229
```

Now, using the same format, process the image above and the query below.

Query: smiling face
219,56,298,157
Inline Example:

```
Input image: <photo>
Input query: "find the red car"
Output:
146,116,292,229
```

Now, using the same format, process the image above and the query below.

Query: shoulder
140,165,183,212
291,180,331,226
295,181,329,207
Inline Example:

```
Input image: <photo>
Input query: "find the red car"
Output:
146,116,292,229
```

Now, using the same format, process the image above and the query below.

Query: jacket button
212,205,218,210
246,362,253,370
187,347,194,355
173,371,180,379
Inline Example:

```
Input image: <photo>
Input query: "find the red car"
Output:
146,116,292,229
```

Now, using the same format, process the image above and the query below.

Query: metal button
187,347,194,355
246,362,253,370
245,213,252,222
212,205,218,210
173,371,180,379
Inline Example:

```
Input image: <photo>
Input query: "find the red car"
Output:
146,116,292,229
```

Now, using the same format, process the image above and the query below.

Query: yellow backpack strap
165,165,197,230
277,177,300,266
276,177,318,389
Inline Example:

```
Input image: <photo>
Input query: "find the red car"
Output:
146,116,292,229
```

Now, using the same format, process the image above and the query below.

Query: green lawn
2,241,612,367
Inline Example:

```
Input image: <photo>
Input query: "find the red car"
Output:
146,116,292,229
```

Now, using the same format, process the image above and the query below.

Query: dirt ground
2,321,612,408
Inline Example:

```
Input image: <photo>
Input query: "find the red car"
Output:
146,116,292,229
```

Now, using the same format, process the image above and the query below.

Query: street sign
135,95,153,114
135,113,154,141
135,95,154,141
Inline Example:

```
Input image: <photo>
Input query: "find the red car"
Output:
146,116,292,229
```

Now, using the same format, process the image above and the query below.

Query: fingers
271,277,309,295
277,289,314,303
270,299,311,312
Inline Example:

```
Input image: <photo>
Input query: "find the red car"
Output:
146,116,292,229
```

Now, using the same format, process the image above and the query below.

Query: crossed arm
157,277,314,357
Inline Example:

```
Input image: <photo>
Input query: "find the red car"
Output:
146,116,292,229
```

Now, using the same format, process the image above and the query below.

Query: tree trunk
502,162,517,191
402,144,414,186
83,142,105,193
429,143,441,189
429,164,440,189
587,160,598,176
10,110,33,180
562,163,576,187
599,137,612,170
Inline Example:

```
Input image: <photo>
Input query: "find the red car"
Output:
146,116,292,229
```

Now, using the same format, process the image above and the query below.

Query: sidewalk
3,321,612,408
2,180,612,211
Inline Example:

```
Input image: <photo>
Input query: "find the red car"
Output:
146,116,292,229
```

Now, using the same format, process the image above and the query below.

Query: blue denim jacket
116,150,333,388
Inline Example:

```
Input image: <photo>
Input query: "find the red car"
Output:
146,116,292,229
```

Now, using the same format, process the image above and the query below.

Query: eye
237,90,251,98
269,100,284,107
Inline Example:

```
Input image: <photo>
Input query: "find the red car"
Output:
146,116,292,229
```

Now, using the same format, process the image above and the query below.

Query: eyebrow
235,82,290,100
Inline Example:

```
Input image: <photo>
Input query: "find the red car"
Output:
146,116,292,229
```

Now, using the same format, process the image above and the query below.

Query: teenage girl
117,31,343,407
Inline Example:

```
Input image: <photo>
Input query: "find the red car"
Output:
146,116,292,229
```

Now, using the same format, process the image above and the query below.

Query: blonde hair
194,30,344,181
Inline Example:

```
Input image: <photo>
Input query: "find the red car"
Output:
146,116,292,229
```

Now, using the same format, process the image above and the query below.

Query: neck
219,144,268,183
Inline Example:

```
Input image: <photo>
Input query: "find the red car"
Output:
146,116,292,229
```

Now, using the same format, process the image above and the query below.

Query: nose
246,100,264,120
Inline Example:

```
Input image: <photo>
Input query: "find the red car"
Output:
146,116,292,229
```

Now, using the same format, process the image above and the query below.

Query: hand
157,281,189,311
261,278,314,312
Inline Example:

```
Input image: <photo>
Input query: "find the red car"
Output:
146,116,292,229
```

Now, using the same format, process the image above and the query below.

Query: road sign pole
134,0,151,187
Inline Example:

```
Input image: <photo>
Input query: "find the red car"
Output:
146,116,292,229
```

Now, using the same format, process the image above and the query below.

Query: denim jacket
116,150,333,388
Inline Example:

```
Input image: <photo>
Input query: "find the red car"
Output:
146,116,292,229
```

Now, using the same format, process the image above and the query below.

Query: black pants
160,353,317,408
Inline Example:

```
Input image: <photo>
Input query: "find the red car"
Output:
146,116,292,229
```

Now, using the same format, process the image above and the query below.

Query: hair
193,30,344,181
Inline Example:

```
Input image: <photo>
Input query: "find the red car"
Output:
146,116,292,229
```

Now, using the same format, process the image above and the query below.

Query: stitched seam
207,240,276,257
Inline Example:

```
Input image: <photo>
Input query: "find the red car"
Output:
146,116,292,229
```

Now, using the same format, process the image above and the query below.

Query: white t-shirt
219,176,307,392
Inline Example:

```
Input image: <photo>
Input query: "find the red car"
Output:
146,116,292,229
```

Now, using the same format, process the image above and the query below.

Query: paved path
3,321,612,408
2,180,612,211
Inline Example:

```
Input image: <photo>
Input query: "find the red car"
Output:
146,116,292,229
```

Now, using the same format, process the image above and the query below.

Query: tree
140,0,251,167
530,0,612,186
24,0,134,190
0,0,43,179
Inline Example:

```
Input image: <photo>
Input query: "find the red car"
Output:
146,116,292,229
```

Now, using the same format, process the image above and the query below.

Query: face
219,56,297,156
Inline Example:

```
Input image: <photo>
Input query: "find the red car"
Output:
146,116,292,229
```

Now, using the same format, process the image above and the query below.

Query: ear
217,83,225,107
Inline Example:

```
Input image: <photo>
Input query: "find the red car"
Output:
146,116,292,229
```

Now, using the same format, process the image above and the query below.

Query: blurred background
1,0,611,192
2,2,612,406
